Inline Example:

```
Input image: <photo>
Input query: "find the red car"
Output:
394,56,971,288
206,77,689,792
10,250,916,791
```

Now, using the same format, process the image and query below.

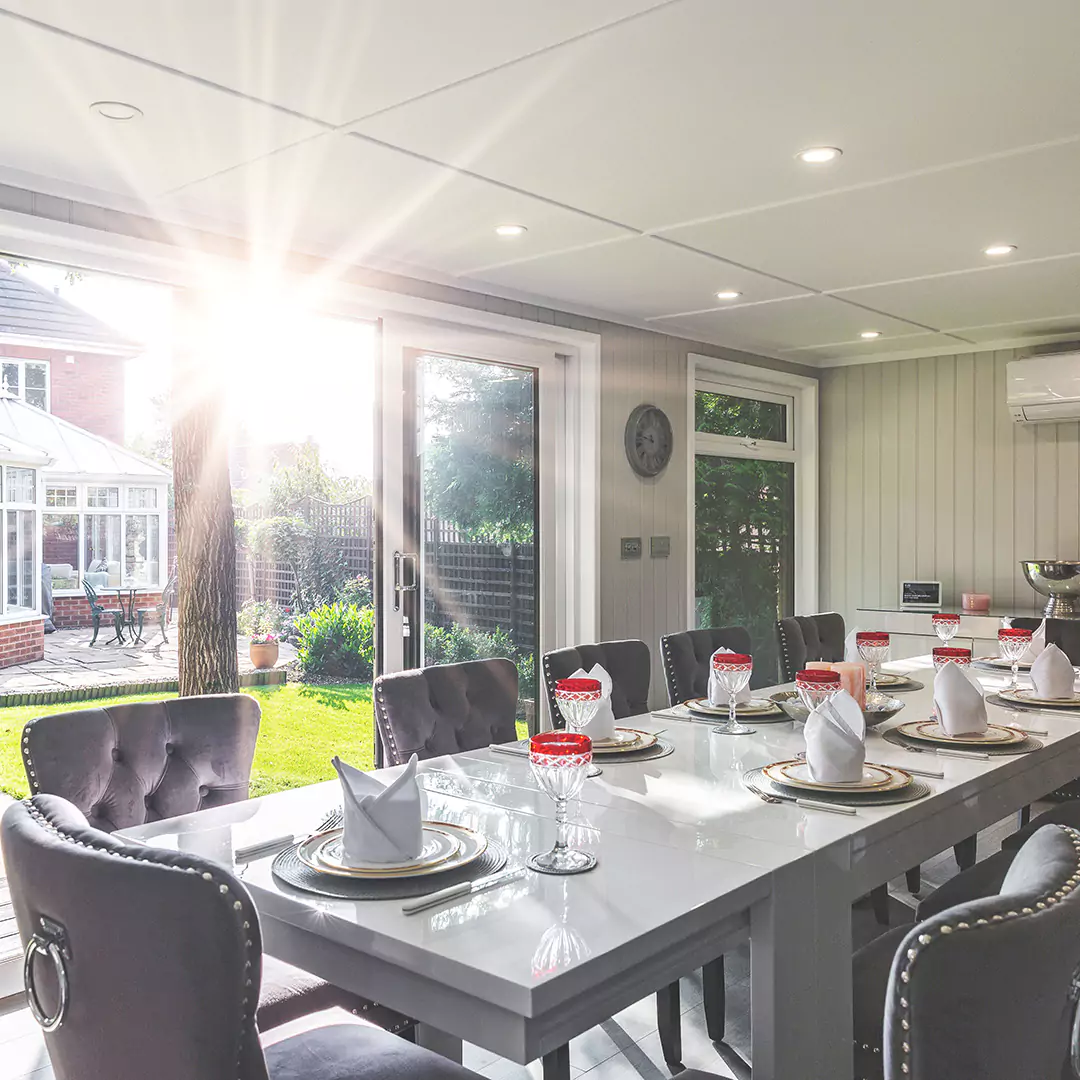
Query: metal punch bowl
1020,560,1080,618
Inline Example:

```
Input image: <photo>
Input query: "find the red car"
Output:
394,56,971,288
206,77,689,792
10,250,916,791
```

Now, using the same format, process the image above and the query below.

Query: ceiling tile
466,238,808,320
944,316,1080,345
658,139,1080,291
164,132,632,275
0,17,320,204
353,0,1080,230
779,332,968,364
0,1,667,126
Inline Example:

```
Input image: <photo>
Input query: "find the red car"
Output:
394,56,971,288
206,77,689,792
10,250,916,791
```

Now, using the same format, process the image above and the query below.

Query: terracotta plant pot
249,641,279,669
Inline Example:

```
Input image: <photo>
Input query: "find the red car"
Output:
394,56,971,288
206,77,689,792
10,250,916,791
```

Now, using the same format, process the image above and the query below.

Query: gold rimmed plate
590,728,645,750
298,822,487,879
874,672,916,687
1000,688,1080,707
591,728,658,755
763,759,913,793
973,656,1033,671
897,720,1026,746
685,697,782,717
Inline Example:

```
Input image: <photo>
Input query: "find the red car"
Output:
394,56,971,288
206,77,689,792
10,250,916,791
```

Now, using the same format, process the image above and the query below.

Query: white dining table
120,657,1080,1080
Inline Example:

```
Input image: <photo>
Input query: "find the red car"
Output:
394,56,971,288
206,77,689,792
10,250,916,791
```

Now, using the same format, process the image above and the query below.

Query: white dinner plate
590,728,645,749
973,656,1033,671
1001,688,1080,707
763,759,912,793
685,697,782,716
897,720,1026,746
591,728,658,755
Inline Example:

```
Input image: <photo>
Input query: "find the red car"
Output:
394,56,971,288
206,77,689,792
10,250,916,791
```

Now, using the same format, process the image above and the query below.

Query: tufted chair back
882,824,1080,1080
659,626,752,706
1,795,269,1080
22,695,261,833
776,613,846,681
1011,617,1080,665
542,640,651,725
374,659,519,765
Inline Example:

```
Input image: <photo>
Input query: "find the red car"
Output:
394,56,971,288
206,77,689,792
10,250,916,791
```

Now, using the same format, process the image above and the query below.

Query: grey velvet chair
0,795,480,1080
541,639,651,725
374,658,519,766
852,824,1080,1079
775,612,846,681
20,695,410,1037
660,626,752,707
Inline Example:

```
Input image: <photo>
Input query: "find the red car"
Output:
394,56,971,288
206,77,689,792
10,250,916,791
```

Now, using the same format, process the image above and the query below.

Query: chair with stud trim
776,612,846,682
852,824,1080,1079
20,695,411,1038
660,626,752,707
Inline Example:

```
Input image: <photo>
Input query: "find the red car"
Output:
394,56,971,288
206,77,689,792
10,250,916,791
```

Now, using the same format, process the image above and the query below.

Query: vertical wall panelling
879,362,900,612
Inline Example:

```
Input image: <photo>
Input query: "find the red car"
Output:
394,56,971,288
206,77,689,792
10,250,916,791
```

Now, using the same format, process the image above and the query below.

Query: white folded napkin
567,664,616,740
708,647,753,706
332,753,425,865
844,628,861,663
933,661,988,736
1030,643,1076,699
1021,619,1047,663
804,690,866,783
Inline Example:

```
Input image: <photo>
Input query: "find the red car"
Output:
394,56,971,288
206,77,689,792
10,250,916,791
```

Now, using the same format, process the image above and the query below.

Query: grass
0,683,375,800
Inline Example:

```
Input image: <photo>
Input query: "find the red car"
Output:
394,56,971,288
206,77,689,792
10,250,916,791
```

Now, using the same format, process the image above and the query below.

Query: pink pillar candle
805,660,866,710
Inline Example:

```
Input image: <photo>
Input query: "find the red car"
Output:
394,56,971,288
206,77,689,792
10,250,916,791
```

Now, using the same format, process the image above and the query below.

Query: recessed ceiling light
89,100,142,121
983,243,1016,256
494,224,527,237
715,290,741,300
796,146,842,165
860,330,882,339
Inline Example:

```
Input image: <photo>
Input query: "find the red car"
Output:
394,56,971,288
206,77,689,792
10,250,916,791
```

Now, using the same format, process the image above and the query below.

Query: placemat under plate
986,692,1080,714
880,725,1042,756
743,767,931,807
874,677,925,693
272,838,508,900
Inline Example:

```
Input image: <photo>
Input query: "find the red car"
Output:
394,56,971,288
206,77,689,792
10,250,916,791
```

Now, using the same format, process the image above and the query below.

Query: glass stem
728,697,737,730
1011,660,1019,690
554,797,568,853
869,663,877,692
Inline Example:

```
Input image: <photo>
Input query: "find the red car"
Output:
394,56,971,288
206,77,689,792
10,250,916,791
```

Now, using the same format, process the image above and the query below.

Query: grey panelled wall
0,181,815,709
820,348,1080,625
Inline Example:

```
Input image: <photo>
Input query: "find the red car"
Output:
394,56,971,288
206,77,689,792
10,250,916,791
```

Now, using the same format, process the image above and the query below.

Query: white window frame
0,357,50,411
688,355,818,617
1,464,40,617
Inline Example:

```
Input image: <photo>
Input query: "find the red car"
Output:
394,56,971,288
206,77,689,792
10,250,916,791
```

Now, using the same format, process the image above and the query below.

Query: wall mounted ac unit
1007,353,1080,423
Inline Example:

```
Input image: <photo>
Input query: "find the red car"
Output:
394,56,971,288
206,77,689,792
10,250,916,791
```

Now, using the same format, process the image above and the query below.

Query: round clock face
625,404,673,477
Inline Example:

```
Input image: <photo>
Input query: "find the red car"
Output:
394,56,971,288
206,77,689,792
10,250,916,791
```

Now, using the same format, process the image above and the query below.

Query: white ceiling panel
165,132,632,275
467,238,808,320
0,1,667,126
0,16,320,204
658,139,1080,292
649,295,931,355
945,316,1080,346
353,0,1080,231
779,332,969,364
841,257,1080,333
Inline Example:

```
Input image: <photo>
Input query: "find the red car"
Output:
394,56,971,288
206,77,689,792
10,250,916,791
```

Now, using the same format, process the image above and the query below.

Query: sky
17,259,377,481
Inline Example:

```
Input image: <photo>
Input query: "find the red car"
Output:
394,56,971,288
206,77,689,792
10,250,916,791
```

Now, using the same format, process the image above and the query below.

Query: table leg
542,1043,570,1080
414,1024,462,1063
751,858,853,1080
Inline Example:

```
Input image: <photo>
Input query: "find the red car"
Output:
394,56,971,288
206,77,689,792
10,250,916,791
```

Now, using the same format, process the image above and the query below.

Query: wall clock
624,403,674,477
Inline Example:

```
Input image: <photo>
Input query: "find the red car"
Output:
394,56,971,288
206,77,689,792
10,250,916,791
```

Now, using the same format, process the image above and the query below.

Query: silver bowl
1020,560,1080,617
769,690,905,728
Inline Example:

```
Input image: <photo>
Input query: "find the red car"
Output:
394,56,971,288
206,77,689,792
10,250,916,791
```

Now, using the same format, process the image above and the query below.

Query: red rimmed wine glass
855,632,890,692
711,653,755,736
554,677,603,777
795,668,843,712
932,613,961,646
931,647,972,718
998,628,1032,691
528,732,596,875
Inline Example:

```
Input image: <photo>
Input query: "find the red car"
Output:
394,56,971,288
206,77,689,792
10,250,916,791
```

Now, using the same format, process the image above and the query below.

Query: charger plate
882,725,1042,756
685,697,784,717
986,691,1080,716
999,688,1080,708
273,838,508,901
896,720,1026,747
591,729,646,750
872,674,925,692
591,728,658,755
744,767,930,807
763,759,912,793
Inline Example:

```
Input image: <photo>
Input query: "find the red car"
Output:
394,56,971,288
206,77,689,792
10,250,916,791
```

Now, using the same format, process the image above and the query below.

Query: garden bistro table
109,585,153,643
121,657,1080,1080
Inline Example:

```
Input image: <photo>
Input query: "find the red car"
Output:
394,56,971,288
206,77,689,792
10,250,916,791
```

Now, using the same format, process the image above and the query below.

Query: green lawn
0,683,375,800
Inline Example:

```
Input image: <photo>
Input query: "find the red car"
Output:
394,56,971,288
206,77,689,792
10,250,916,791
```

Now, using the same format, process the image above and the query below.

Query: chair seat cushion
264,1019,482,1080
852,925,908,1080
1001,802,1080,852
259,956,412,1035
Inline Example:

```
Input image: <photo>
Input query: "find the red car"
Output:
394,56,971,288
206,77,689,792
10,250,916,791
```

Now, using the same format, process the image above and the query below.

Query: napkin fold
708,647,752,707
1022,619,1047,663
804,690,866,783
933,661,988,736
332,753,425,865
568,664,616,740
1030,643,1076,700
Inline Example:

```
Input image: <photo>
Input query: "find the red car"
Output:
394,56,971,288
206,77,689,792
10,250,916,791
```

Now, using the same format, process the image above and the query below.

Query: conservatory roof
0,394,168,481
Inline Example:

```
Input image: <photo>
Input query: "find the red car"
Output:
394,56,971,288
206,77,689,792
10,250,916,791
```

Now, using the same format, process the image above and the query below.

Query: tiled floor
0,811,1025,1080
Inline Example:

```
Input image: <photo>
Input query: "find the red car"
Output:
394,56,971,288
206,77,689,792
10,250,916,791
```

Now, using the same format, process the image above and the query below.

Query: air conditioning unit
1007,353,1080,423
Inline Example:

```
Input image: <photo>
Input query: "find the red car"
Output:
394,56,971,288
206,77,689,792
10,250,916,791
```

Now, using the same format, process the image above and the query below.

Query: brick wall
53,592,163,630
0,617,45,667
0,344,126,444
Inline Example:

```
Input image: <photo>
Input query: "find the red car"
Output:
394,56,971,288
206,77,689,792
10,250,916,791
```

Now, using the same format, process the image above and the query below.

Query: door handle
393,551,419,611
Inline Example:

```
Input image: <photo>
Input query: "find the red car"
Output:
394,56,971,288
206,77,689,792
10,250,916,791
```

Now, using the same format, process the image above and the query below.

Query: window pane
124,514,160,586
695,454,795,686
6,468,35,503
695,389,787,442
6,510,15,609
85,515,121,585
21,510,34,606
24,363,46,390
25,387,46,410
127,486,158,509
87,486,119,508
2,363,18,397
44,514,79,590
46,486,77,508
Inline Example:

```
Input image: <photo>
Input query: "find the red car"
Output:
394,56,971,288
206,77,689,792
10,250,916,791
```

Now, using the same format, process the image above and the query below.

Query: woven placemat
743,766,931,807
986,692,1080,717
880,725,1043,756
271,838,508,900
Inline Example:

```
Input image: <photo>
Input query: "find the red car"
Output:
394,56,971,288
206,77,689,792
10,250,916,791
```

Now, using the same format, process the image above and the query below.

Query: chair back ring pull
24,917,70,1033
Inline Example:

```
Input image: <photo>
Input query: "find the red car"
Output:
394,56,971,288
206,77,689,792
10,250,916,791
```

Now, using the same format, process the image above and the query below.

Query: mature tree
269,441,369,515
172,291,239,695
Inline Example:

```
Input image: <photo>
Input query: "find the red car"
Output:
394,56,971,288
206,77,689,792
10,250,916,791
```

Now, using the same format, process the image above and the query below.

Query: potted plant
249,632,279,670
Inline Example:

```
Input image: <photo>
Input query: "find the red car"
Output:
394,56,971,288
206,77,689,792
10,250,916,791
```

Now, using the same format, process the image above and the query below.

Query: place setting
986,631,1080,716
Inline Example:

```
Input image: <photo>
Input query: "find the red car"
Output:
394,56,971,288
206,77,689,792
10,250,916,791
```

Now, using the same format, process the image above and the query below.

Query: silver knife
401,867,528,915
488,743,529,757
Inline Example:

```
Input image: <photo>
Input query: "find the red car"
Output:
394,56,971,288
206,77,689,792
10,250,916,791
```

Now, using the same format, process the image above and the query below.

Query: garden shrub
423,623,534,701
295,602,375,678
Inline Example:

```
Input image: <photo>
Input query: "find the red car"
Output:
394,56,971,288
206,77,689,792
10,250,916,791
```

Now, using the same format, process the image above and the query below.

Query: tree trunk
172,290,239,696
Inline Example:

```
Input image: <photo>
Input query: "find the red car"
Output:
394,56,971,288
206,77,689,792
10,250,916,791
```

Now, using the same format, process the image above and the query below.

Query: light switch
621,537,642,559
650,536,671,558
